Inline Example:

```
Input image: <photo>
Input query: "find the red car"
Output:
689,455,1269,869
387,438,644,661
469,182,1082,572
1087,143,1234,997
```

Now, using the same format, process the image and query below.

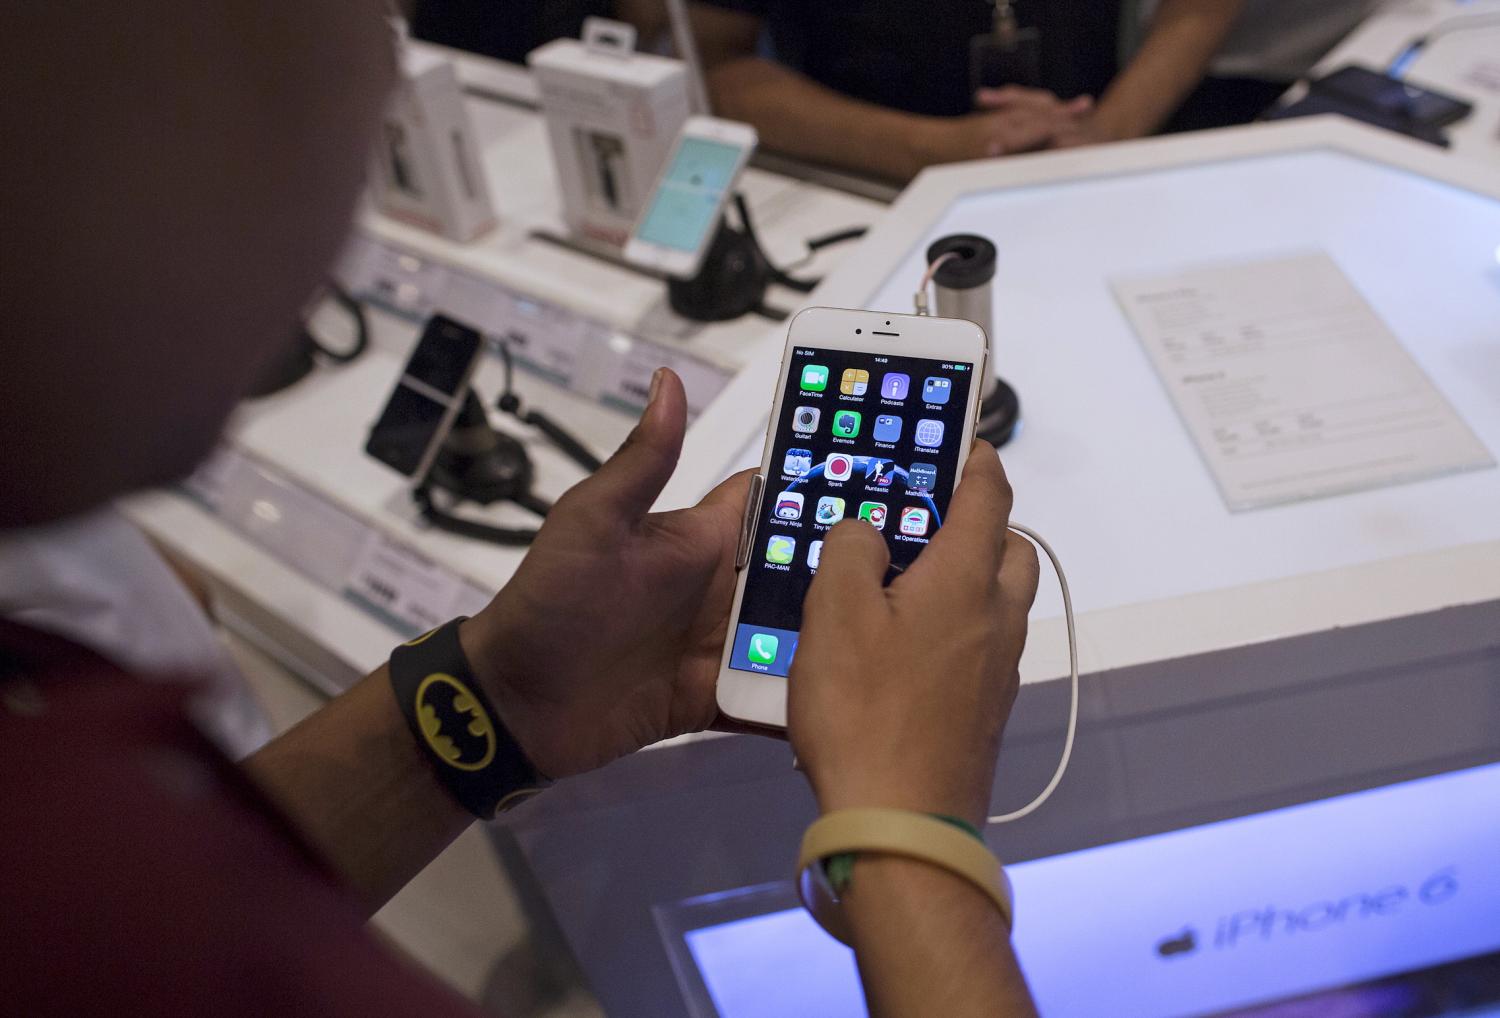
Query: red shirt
0,621,482,1017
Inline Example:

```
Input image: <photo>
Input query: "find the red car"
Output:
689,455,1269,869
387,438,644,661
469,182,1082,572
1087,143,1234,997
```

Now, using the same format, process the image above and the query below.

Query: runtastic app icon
807,540,824,568
765,535,796,564
873,414,902,443
747,632,779,665
783,447,813,475
922,376,952,405
881,373,911,400
914,418,945,448
840,368,870,396
899,507,931,536
864,458,896,487
831,409,862,439
801,364,829,392
824,453,854,482
907,461,937,493
858,501,888,530
774,491,804,521
792,406,820,434
816,496,846,525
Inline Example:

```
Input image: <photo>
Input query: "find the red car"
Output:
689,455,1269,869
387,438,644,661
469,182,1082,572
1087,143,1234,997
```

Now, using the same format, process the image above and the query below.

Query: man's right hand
788,444,1040,830
917,86,1093,164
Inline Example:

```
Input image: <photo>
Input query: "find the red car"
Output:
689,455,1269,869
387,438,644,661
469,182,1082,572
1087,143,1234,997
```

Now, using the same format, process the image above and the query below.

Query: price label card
342,532,467,637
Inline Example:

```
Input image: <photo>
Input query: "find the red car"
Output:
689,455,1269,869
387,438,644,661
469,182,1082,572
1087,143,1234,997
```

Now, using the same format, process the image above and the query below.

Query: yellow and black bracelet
389,617,550,818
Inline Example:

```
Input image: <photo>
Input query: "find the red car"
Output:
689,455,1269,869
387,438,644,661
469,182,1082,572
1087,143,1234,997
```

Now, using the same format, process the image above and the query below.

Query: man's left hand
459,369,752,777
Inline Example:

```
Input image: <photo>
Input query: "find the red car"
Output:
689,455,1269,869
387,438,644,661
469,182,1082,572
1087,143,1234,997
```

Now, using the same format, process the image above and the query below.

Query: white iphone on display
623,115,757,279
715,307,990,729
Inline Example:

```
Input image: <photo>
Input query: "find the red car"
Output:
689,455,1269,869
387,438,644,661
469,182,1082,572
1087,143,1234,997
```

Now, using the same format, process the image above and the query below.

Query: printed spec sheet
1112,252,1494,511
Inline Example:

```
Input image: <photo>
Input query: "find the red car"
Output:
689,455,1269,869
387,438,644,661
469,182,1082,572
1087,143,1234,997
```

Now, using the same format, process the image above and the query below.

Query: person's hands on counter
788,444,1039,831
916,86,1094,162
459,368,752,778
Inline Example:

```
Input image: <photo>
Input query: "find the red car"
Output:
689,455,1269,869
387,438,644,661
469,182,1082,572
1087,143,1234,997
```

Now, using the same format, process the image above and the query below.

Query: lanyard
990,0,1021,47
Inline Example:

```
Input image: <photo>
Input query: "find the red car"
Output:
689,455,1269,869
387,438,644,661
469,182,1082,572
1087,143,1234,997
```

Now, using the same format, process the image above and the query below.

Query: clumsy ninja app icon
774,491,804,521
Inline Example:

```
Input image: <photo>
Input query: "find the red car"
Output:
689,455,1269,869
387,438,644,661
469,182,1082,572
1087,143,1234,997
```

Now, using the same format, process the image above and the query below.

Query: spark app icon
765,535,796,564
801,364,829,391
923,376,952,405
864,458,896,487
900,507,931,536
825,453,854,482
840,368,870,396
747,633,779,666
807,540,824,568
858,501,888,529
815,497,846,525
908,462,937,493
881,373,910,399
873,414,902,443
783,447,813,475
831,409,862,438
774,491,804,520
915,418,945,448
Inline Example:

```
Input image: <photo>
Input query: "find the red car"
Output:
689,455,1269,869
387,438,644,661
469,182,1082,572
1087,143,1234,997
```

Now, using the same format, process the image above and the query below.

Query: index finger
902,442,1013,591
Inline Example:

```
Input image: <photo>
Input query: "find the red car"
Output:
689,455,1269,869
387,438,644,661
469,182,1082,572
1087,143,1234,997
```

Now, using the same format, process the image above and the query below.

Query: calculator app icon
840,368,870,396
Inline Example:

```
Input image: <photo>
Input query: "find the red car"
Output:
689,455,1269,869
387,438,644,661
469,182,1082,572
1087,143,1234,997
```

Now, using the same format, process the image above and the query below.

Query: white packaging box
371,48,497,243
528,21,692,249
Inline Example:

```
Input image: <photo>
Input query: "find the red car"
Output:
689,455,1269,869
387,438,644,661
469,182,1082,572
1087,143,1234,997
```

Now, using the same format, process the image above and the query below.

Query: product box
371,48,497,242
528,19,692,249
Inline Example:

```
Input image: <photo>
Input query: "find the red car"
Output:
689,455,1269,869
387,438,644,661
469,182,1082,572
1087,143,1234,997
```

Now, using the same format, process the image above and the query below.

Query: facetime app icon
801,364,829,392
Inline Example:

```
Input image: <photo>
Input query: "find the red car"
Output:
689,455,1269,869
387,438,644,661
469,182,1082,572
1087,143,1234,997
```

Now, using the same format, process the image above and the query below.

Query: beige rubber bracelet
796,808,1015,945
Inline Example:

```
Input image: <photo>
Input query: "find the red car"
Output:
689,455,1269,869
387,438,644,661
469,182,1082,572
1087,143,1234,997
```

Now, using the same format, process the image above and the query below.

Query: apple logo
1156,928,1198,959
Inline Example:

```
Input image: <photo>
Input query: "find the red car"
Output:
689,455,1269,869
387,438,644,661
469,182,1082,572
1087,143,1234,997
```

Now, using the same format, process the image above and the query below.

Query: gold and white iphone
715,307,989,728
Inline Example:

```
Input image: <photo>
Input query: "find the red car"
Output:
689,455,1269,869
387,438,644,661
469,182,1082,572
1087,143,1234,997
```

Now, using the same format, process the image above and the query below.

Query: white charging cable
911,256,1081,824
988,522,1080,825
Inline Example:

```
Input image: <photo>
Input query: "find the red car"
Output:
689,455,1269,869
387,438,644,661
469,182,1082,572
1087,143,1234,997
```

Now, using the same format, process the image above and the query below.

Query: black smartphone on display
364,314,483,481
1312,65,1474,128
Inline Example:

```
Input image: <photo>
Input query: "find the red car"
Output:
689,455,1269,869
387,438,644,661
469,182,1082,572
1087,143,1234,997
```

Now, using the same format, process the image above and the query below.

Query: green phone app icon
832,410,862,438
801,364,829,392
748,632,779,665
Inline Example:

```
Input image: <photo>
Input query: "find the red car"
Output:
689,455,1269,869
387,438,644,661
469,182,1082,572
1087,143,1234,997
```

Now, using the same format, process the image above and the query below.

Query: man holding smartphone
0,3,1040,1016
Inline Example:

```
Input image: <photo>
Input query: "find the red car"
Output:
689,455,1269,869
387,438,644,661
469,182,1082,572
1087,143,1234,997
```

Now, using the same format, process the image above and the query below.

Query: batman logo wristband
389,617,550,818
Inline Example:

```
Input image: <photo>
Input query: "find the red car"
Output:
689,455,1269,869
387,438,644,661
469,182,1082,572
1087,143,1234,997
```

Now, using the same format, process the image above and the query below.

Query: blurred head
0,2,395,528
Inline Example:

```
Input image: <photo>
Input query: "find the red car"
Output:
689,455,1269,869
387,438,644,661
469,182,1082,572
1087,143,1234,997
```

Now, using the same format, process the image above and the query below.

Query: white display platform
669,117,1500,688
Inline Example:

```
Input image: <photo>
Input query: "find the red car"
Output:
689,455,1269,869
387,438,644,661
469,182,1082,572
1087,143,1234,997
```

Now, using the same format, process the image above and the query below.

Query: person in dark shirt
690,0,1246,180
1,2,1040,1016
